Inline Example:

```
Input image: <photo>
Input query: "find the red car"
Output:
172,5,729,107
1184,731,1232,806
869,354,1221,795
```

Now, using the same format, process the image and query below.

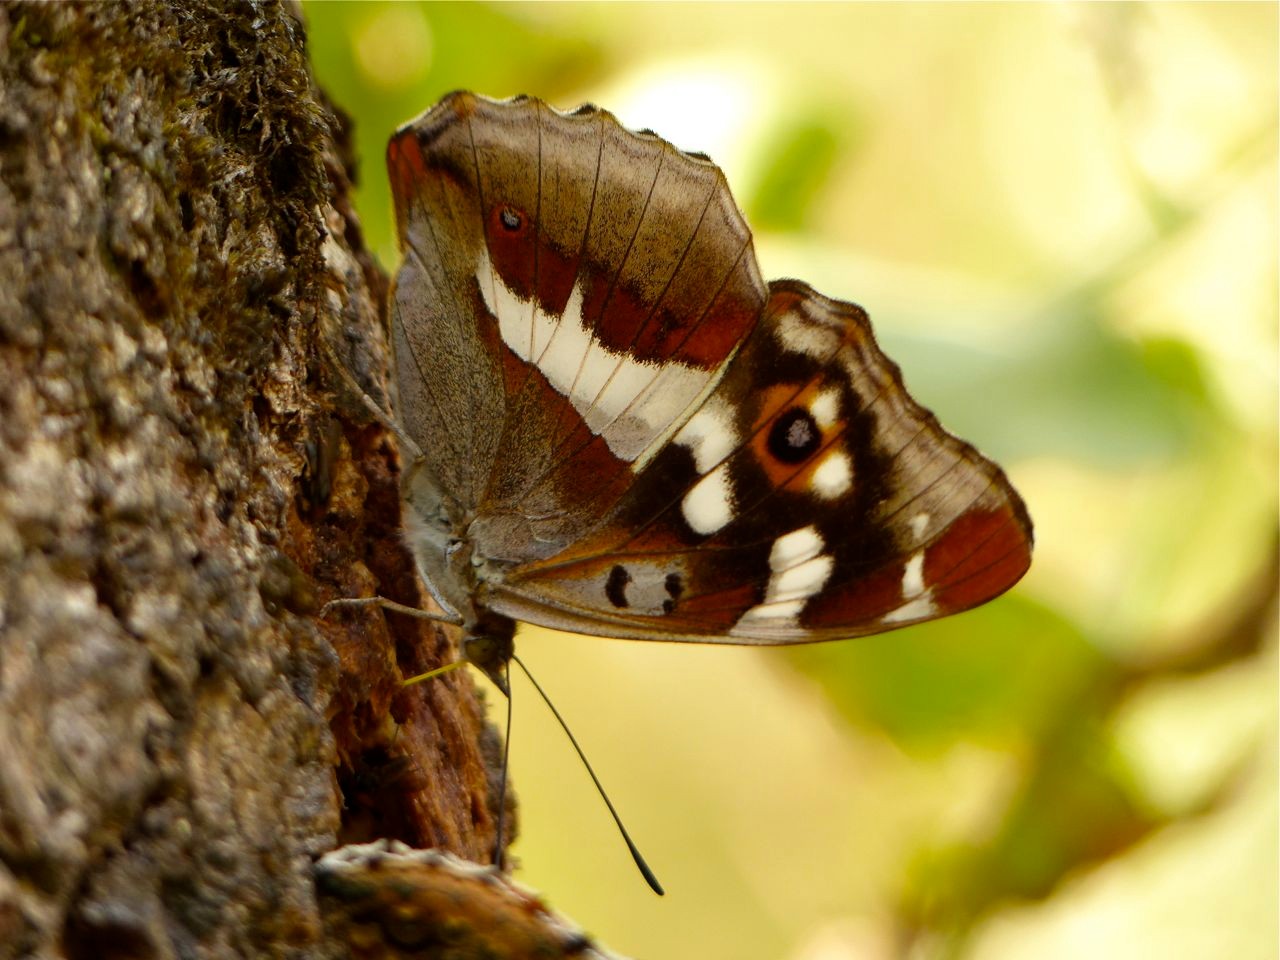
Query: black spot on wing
605,564,632,608
768,407,821,463
663,572,684,614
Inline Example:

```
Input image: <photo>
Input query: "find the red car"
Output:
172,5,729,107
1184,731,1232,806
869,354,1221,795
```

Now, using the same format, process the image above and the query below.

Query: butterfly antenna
512,654,665,896
493,661,513,873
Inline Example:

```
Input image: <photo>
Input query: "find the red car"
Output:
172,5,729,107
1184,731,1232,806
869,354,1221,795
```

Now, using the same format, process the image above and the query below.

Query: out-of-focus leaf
901,707,1160,936
745,111,855,232
1138,334,1213,404
787,595,1103,750
880,309,1210,467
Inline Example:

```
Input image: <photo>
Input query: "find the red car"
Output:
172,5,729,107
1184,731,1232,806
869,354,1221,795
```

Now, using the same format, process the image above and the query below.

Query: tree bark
0,2,509,956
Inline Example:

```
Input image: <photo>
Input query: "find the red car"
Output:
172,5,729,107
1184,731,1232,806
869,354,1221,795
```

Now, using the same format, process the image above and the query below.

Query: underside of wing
490,281,1033,644
387,92,766,560
386,92,1031,646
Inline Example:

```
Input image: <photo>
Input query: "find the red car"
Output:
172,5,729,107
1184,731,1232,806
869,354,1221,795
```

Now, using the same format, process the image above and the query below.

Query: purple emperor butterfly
379,91,1033,683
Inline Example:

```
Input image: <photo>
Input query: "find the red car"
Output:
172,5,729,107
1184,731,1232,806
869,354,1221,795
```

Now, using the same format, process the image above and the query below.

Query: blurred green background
305,4,1277,959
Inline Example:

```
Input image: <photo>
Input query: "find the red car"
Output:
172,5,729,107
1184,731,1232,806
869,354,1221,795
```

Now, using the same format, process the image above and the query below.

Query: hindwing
490,281,1032,643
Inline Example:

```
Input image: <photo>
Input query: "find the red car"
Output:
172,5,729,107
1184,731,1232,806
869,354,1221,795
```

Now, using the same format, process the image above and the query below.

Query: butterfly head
461,612,516,694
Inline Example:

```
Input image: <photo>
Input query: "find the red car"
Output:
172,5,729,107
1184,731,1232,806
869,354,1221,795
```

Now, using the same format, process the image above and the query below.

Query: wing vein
548,150,667,448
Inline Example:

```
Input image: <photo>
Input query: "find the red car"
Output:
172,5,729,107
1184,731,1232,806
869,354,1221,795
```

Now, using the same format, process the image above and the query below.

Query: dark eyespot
498,206,522,231
767,408,821,464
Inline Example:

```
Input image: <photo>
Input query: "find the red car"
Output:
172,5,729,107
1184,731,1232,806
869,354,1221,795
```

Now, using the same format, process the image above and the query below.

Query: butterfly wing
488,280,1033,643
387,93,766,565
387,92,1031,644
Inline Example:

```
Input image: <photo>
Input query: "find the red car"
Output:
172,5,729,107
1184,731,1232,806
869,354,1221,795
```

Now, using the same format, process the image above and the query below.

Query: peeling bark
0,2,509,957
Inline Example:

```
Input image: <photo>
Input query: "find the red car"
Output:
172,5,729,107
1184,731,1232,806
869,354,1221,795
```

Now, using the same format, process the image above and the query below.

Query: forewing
386,93,767,558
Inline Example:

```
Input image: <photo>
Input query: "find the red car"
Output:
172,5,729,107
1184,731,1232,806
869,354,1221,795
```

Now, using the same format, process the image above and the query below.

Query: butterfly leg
320,595,465,623
459,615,516,695
322,596,474,691
401,659,469,686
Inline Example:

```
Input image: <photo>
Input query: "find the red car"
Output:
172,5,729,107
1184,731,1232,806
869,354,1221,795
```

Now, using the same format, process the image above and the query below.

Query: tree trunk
0,2,518,956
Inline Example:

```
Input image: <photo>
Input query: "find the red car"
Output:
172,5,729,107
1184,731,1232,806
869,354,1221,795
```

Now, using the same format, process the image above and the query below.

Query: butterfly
373,90,1033,693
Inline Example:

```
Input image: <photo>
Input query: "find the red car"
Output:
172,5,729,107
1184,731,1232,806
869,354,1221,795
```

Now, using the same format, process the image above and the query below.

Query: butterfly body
383,92,1032,677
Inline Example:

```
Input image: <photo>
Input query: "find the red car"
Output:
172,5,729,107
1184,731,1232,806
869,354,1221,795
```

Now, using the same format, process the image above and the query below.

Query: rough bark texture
0,2,505,957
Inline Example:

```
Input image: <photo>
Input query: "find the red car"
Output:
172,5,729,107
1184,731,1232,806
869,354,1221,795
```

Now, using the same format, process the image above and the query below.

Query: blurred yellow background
305,4,1277,959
